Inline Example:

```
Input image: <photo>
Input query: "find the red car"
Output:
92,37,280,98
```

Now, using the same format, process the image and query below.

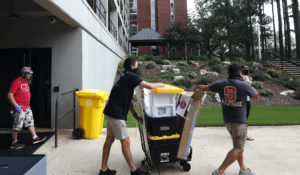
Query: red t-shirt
9,77,31,111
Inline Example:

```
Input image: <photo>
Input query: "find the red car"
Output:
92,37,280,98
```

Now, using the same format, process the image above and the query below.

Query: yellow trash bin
75,89,108,139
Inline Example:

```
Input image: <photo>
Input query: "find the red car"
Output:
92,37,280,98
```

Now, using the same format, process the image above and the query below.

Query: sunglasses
25,72,33,74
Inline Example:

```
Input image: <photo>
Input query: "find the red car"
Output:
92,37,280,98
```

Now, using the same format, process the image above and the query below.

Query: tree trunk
292,0,300,59
225,0,233,59
184,41,187,61
272,0,277,54
247,0,255,60
259,1,265,59
282,0,292,59
276,0,284,56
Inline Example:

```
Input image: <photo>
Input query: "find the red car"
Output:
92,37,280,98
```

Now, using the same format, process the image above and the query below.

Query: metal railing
109,18,117,40
266,52,300,70
55,88,79,148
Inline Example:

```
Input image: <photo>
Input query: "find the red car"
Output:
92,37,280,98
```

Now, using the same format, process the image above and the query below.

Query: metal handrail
266,52,300,67
55,88,79,148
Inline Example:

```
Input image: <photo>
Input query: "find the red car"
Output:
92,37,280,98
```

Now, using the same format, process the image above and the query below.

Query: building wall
157,0,171,35
174,0,188,25
137,0,152,55
0,18,82,128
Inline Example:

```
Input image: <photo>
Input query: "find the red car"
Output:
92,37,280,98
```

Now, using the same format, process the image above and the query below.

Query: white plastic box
144,88,178,117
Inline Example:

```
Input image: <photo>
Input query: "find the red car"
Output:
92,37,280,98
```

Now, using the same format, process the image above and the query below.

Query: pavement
34,125,300,175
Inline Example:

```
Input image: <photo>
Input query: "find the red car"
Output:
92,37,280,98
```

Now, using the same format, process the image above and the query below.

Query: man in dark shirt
194,63,259,175
99,57,164,175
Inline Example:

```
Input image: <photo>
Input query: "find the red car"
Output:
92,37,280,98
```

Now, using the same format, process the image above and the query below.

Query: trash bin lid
152,84,184,94
75,89,109,101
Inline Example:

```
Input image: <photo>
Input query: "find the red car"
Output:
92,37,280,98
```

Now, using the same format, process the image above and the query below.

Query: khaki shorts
105,115,128,140
11,108,34,131
226,123,247,150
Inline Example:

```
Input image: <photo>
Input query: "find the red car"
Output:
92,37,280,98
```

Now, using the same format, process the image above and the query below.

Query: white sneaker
212,169,226,175
239,168,255,175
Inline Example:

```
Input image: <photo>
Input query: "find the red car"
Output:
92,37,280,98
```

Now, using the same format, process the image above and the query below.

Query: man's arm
8,92,17,106
193,85,211,92
251,87,259,100
139,81,164,89
129,103,142,122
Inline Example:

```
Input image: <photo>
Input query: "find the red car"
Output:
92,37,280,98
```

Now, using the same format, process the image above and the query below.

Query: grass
103,106,300,128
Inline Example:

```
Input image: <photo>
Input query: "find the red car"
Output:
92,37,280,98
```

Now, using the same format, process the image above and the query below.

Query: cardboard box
177,90,206,160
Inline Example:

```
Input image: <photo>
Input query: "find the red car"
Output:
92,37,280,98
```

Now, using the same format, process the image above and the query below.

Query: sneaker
239,168,255,175
131,168,150,175
212,169,226,175
99,168,117,175
32,136,47,144
10,141,25,149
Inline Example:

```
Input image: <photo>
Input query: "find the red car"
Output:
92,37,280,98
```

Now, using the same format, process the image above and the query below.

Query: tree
292,0,300,59
282,0,292,59
271,0,277,54
276,0,285,56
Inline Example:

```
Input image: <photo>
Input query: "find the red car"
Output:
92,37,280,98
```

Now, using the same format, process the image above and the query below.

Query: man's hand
14,104,23,112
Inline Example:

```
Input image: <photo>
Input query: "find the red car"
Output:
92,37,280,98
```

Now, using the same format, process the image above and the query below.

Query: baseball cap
228,63,241,75
21,67,33,74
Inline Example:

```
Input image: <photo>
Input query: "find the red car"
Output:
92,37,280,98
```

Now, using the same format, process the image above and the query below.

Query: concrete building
0,0,129,129
129,0,187,56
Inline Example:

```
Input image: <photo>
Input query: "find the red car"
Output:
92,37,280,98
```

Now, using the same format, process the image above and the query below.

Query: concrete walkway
35,126,300,175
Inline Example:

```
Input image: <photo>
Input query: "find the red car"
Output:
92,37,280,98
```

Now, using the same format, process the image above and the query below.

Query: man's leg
120,137,136,172
237,151,247,171
218,148,243,174
11,130,18,141
101,136,115,171
28,125,37,136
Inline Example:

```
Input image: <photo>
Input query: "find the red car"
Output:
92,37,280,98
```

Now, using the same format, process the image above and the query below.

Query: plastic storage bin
75,89,108,139
148,134,180,165
145,112,178,136
144,85,183,118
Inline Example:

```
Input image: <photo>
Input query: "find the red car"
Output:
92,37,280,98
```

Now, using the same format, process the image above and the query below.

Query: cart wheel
72,128,84,140
183,163,191,172
179,161,185,166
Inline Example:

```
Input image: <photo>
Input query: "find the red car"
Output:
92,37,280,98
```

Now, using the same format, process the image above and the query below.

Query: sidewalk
35,126,300,175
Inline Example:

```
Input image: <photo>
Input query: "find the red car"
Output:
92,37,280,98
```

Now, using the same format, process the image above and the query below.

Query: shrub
197,76,214,85
161,59,171,65
139,54,153,61
186,71,197,79
117,62,124,74
140,73,158,83
188,55,209,61
251,81,263,89
284,79,300,90
267,68,281,78
146,61,156,69
177,61,188,66
211,64,224,73
208,57,221,66
173,78,192,89
152,56,163,64
160,70,175,80
264,73,272,80
169,55,182,60
294,88,300,99
251,71,265,81
260,88,274,96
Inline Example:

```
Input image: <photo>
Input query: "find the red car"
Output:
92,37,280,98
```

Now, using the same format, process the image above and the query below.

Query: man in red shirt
8,67,47,149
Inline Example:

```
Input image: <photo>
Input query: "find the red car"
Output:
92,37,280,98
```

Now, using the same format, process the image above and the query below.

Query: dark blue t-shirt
208,79,255,124
104,71,142,120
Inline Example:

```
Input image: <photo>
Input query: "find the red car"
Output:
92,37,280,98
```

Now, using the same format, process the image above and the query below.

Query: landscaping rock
207,71,219,76
173,68,181,74
162,65,176,70
174,76,184,81
188,61,200,67
200,69,208,75
223,61,231,65
253,62,262,68
160,70,166,73
280,90,295,96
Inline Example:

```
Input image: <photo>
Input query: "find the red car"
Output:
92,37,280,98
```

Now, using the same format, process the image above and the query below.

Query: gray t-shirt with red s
208,79,256,124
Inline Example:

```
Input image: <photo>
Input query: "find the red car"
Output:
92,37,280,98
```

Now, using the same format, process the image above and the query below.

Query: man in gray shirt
194,63,259,175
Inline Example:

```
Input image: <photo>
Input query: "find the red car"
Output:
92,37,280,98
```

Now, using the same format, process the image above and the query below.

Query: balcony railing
109,18,117,40
87,0,106,25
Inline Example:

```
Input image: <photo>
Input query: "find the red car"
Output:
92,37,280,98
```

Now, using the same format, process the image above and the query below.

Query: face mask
132,68,140,75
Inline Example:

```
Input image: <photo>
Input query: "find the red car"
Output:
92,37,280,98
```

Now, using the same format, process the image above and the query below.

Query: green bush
139,54,153,61
295,88,300,99
117,62,124,74
266,68,281,78
152,56,163,64
208,57,221,66
160,70,175,80
186,71,197,79
251,71,265,81
173,78,192,89
260,88,274,96
161,59,171,65
251,81,263,89
284,79,300,90
169,55,182,60
140,73,158,83
146,61,156,69
264,73,272,80
210,64,224,73
187,55,209,61
177,61,188,66
197,76,214,85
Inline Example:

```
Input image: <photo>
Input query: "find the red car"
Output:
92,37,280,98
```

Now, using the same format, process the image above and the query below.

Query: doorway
0,48,51,128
